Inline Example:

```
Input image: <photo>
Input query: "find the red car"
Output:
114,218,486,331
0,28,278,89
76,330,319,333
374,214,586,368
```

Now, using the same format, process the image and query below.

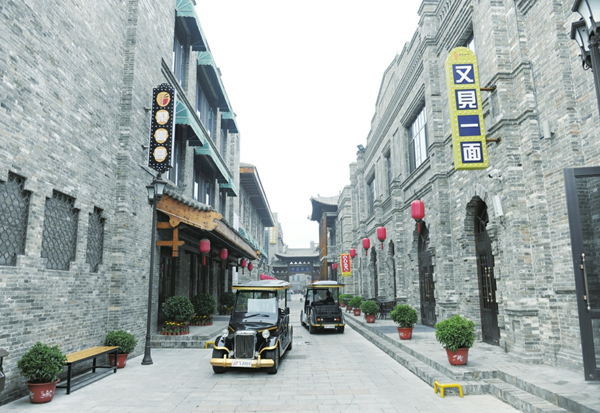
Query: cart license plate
324,324,335,329
232,360,252,368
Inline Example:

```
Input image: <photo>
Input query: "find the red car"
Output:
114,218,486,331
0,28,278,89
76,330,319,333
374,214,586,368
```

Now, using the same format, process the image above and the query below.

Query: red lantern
377,226,386,249
248,262,254,273
362,238,370,256
411,200,425,232
349,248,356,259
240,258,247,274
199,239,211,265
220,248,228,269
411,200,425,220
332,262,338,270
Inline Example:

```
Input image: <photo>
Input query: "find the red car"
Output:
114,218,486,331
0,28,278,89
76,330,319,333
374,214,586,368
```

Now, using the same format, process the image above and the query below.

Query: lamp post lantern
142,174,167,366
572,0,600,115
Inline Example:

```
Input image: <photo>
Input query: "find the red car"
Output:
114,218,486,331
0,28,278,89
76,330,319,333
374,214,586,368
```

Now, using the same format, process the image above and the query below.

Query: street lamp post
142,174,167,366
572,0,600,115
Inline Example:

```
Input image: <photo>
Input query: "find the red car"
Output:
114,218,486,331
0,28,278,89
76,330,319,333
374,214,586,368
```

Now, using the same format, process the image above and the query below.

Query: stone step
348,317,485,396
485,378,570,413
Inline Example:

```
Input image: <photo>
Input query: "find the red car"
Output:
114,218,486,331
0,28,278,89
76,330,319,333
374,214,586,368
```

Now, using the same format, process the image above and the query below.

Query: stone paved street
0,300,520,413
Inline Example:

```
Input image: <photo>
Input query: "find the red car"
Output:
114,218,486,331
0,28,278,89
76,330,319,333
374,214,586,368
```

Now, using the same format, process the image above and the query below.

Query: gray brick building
328,0,600,380
0,0,276,403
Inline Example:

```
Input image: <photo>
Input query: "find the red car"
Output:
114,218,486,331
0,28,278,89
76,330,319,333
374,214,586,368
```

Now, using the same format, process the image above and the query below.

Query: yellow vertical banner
445,47,488,170
340,253,352,277
268,227,277,244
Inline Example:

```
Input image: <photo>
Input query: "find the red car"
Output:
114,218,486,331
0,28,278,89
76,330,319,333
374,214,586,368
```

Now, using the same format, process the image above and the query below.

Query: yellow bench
57,346,119,394
204,341,215,349
434,381,464,398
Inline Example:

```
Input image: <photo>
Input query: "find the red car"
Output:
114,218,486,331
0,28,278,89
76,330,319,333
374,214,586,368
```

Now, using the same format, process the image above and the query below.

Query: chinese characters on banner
148,83,176,173
340,253,352,277
445,48,489,170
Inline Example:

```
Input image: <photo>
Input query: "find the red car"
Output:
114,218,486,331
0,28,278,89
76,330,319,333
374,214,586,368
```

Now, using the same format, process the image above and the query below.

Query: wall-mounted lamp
492,195,504,217
541,120,555,139
357,144,365,151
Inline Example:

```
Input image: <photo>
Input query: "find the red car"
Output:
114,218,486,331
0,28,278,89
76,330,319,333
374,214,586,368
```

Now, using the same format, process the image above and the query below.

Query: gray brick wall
336,0,597,374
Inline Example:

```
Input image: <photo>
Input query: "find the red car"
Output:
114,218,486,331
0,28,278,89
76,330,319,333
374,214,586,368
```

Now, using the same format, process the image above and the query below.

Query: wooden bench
56,346,119,394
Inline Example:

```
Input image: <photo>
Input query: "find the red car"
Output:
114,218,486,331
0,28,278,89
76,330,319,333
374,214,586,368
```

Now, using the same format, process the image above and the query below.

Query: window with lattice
41,191,79,270
86,207,105,272
0,173,31,266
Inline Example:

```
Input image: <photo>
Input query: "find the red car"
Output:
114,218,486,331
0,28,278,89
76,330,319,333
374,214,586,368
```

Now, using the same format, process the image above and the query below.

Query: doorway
418,222,436,327
474,201,500,345
564,167,600,381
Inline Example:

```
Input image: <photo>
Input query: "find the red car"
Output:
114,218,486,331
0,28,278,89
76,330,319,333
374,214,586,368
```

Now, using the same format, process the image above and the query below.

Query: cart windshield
234,290,278,317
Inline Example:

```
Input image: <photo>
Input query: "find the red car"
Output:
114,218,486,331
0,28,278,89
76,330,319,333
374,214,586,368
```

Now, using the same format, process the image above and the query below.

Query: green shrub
17,342,66,383
360,300,380,316
348,296,363,308
434,314,476,352
162,295,195,322
191,293,216,316
390,304,418,328
104,330,138,354
220,291,235,308
342,295,353,305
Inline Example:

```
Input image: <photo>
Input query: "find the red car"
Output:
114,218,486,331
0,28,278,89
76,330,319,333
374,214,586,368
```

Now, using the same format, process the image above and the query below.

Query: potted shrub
104,330,137,368
17,342,66,403
191,293,216,326
349,296,363,316
390,304,418,340
360,300,379,323
434,314,476,365
219,291,235,315
343,295,354,311
161,295,195,335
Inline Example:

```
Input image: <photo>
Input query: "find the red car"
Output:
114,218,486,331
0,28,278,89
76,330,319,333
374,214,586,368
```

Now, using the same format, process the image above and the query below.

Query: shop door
418,223,436,327
474,201,500,345
564,167,600,381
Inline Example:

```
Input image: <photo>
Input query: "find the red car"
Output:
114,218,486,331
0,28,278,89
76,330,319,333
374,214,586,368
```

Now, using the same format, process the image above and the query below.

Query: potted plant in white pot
17,342,66,403
434,314,476,365
104,330,138,368
390,304,418,340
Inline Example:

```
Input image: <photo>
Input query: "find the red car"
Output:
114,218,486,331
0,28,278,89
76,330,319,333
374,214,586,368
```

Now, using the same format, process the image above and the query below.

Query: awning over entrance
156,190,255,260
176,0,207,51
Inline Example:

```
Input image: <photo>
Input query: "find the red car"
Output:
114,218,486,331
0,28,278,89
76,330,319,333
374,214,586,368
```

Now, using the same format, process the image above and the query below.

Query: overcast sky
196,1,421,248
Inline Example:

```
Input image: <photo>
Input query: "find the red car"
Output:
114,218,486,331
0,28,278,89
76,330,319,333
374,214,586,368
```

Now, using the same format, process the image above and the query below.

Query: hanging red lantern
362,238,370,256
411,200,425,220
199,239,211,265
349,248,356,259
220,248,228,269
248,262,254,273
411,200,425,232
377,226,386,249
332,262,338,270
240,258,247,274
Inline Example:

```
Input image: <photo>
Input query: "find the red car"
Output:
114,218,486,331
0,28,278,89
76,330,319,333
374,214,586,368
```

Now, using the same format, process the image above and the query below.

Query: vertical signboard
445,47,488,170
340,253,352,277
268,227,277,244
148,83,176,173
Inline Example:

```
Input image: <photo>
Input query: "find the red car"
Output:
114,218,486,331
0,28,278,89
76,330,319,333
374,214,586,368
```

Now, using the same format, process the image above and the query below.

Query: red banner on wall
340,253,351,277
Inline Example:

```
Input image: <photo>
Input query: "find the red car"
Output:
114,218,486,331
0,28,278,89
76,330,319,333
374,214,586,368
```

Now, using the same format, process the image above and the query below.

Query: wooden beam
157,195,221,230
156,227,185,257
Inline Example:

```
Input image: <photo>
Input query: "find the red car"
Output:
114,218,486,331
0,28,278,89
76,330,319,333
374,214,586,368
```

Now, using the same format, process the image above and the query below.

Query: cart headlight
221,329,229,339
262,329,270,339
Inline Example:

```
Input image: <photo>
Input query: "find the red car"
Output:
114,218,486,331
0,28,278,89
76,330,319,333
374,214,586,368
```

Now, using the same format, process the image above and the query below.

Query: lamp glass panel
154,180,167,196
577,23,591,51
146,184,155,202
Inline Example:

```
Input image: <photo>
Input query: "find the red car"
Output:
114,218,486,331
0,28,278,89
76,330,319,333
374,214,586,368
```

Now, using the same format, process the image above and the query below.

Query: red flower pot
445,348,469,365
109,353,128,369
340,303,345,307
353,309,361,316
397,327,413,340
346,306,352,312
365,314,376,323
27,380,59,403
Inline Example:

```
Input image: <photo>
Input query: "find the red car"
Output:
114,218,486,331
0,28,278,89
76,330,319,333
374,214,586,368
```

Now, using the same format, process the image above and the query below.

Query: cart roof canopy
233,280,292,290
307,281,345,289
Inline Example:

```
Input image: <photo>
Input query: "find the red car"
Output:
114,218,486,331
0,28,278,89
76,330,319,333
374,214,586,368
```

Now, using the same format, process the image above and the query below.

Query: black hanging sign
148,83,176,173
